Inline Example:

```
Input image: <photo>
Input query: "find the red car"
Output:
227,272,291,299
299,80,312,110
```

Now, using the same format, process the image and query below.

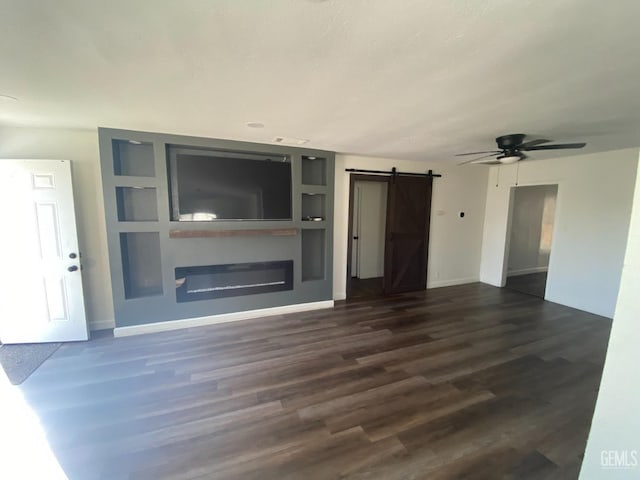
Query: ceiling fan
457,134,586,165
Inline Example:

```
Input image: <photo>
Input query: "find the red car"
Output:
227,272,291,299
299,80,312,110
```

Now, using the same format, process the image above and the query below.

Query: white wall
580,155,640,479
353,181,387,279
0,126,113,330
507,184,557,275
479,149,638,318
334,155,489,299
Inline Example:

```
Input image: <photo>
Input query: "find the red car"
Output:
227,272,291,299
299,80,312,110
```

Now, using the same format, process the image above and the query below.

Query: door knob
69,252,77,259
67,265,79,272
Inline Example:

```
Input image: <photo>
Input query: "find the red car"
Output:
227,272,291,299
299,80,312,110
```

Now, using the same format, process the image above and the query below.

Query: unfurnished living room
1,1,640,479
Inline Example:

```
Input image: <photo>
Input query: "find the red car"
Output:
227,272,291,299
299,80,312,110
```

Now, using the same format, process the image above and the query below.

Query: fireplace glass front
175,260,293,303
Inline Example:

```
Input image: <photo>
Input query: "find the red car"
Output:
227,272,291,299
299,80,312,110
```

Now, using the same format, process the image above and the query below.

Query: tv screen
168,148,292,221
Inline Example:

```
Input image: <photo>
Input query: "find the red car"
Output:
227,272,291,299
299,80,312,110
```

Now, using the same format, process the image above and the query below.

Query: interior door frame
501,181,562,299
346,174,390,299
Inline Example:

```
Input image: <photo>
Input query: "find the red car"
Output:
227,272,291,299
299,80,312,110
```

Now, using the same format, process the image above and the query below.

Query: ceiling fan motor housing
496,133,526,150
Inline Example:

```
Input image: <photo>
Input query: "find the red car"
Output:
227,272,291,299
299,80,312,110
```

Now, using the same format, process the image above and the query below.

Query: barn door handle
353,236,359,240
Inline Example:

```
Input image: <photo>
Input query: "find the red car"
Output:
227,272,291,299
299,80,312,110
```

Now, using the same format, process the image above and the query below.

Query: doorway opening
350,178,388,298
346,173,433,299
504,184,558,298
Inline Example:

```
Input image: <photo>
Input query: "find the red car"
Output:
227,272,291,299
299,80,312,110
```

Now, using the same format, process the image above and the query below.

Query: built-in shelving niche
113,140,155,177
120,232,163,299
115,187,158,221
301,193,325,221
301,229,325,282
301,156,327,186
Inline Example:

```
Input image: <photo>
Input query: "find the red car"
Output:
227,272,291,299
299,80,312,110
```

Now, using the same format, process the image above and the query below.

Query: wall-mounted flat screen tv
167,147,292,221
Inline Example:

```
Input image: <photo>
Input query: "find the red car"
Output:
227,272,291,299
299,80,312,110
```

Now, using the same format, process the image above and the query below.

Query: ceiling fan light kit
456,133,586,165
496,155,521,164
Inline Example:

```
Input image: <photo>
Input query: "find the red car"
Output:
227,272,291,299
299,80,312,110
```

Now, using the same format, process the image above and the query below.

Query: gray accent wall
99,128,334,328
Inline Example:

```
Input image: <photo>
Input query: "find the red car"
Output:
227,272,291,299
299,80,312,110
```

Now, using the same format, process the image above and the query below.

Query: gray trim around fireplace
99,128,334,328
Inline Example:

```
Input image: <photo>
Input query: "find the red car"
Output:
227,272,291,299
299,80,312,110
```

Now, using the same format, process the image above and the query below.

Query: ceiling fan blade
455,150,501,156
471,159,502,165
518,138,551,150
524,143,586,151
458,152,501,165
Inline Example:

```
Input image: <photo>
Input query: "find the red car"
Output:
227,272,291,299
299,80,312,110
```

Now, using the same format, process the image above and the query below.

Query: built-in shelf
120,232,163,299
101,127,334,328
301,229,325,281
113,140,155,177
116,187,158,222
169,228,298,239
302,156,327,186
302,193,325,221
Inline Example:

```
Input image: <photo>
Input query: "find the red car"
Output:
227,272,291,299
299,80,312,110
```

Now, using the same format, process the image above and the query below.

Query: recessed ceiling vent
272,136,309,146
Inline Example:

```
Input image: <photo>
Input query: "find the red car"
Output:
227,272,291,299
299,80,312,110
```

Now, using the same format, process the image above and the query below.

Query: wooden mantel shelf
169,228,298,239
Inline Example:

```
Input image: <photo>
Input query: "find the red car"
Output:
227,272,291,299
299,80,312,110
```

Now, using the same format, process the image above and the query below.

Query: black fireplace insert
175,260,293,303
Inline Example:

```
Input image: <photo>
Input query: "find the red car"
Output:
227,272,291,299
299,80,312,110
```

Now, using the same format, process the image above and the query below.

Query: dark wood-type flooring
350,276,384,299
19,283,611,479
505,272,549,298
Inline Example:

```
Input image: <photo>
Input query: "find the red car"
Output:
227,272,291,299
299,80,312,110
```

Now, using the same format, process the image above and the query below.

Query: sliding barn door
383,175,432,294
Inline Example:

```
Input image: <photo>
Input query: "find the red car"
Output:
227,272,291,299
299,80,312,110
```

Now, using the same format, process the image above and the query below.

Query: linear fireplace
175,260,294,303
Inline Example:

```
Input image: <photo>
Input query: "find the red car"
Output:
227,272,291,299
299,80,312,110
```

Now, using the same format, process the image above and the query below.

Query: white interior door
0,160,88,344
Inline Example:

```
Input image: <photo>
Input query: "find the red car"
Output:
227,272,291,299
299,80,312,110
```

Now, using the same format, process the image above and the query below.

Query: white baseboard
333,292,347,301
427,277,480,289
89,319,115,332
507,266,548,277
113,300,335,338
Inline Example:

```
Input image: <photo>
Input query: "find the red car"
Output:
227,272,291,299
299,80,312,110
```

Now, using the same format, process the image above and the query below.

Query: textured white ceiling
2,0,640,162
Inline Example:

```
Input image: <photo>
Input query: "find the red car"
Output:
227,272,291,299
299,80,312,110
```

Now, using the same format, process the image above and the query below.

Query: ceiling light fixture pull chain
496,165,500,187
515,161,520,186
